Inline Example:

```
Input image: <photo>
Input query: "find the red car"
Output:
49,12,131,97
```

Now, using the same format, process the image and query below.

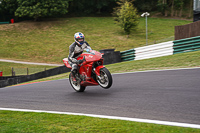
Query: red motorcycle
63,50,112,92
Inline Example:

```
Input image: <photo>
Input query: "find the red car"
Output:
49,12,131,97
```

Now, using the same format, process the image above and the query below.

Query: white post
146,15,148,46
141,12,150,46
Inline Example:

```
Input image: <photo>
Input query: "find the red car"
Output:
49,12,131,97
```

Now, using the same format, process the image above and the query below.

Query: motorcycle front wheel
97,67,112,89
69,73,85,92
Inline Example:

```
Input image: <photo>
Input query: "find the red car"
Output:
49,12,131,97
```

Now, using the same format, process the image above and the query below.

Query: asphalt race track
0,68,200,125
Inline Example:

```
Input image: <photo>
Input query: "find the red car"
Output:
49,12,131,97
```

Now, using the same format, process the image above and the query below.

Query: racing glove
77,56,85,64
77,59,83,64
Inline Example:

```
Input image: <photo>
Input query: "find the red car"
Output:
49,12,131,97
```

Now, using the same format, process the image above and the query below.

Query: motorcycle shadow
66,87,112,98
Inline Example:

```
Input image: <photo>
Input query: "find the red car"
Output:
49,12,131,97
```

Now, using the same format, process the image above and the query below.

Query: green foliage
68,0,117,15
174,0,184,9
157,0,168,15
156,0,192,17
0,0,18,21
133,0,158,12
0,0,193,20
15,0,70,21
0,0,17,14
114,1,139,36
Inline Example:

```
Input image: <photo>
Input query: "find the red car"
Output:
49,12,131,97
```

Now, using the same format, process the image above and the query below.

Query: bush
114,1,139,37
15,0,70,21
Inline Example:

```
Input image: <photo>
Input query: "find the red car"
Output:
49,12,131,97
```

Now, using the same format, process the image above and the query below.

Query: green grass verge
0,17,191,64
0,62,55,76
107,50,200,73
14,50,200,84
0,111,199,133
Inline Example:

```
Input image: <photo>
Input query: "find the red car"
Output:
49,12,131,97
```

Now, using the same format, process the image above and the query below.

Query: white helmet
74,32,85,45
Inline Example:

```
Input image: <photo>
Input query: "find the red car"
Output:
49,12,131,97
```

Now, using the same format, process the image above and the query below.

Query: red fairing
63,50,104,86
93,65,104,76
63,58,71,69
63,50,112,90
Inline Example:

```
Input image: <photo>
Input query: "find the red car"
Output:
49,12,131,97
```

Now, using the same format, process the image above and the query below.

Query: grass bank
0,17,191,64
0,62,55,76
12,50,200,83
107,50,200,73
0,110,199,133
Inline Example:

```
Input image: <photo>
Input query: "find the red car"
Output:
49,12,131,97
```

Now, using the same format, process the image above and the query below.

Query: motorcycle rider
68,32,92,80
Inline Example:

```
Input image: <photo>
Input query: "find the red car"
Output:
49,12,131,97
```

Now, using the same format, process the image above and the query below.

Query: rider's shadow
67,87,112,98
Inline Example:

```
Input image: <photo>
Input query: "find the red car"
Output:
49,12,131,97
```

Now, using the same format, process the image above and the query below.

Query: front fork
93,65,104,80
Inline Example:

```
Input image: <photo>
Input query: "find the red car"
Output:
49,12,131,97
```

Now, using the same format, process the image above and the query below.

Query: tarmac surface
0,68,200,125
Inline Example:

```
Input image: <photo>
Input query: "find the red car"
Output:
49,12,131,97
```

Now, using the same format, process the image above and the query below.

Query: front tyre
69,73,85,92
97,67,112,89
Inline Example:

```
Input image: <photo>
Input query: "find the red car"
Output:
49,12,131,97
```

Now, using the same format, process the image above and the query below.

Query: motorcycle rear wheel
97,67,112,89
69,73,86,92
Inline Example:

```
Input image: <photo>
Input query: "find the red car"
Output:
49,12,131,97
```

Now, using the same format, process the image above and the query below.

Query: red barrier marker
0,71,2,76
11,19,14,23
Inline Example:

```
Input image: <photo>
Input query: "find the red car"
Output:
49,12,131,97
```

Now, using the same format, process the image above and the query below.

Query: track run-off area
0,67,200,129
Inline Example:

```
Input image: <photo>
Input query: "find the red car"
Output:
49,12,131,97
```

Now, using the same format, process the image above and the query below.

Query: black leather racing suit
68,41,92,72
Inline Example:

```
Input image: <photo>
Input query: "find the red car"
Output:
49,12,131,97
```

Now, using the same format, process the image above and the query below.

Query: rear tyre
69,73,86,92
97,67,112,89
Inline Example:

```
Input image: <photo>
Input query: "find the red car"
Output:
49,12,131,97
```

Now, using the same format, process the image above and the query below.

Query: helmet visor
77,38,84,44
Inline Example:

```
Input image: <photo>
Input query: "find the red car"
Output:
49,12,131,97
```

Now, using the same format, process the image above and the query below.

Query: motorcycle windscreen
81,52,102,62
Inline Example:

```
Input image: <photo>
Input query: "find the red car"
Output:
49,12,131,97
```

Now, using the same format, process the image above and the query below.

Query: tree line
0,0,193,21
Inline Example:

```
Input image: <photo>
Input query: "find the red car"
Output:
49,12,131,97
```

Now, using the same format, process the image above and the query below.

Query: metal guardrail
0,65,70,88
173,36,200,54
120,41,173,61
0,22,9,24
134,41,173,60
120,48,135,61
120,36,200,61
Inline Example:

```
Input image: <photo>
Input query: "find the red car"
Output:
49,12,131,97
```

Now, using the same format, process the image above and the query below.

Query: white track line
0,108,200,129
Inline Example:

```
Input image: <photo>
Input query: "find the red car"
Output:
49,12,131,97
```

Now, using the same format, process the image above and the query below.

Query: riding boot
72,69,81,83
71,69,76,79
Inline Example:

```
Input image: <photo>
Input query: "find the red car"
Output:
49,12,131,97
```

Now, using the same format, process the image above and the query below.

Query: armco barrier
100,49,121,64
173,36,200,54
120,41,174,61
135,41,174,60
120,36,200,61
0,22,9,24
102,52,121,65
120,48,135,61
0,65,70,88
